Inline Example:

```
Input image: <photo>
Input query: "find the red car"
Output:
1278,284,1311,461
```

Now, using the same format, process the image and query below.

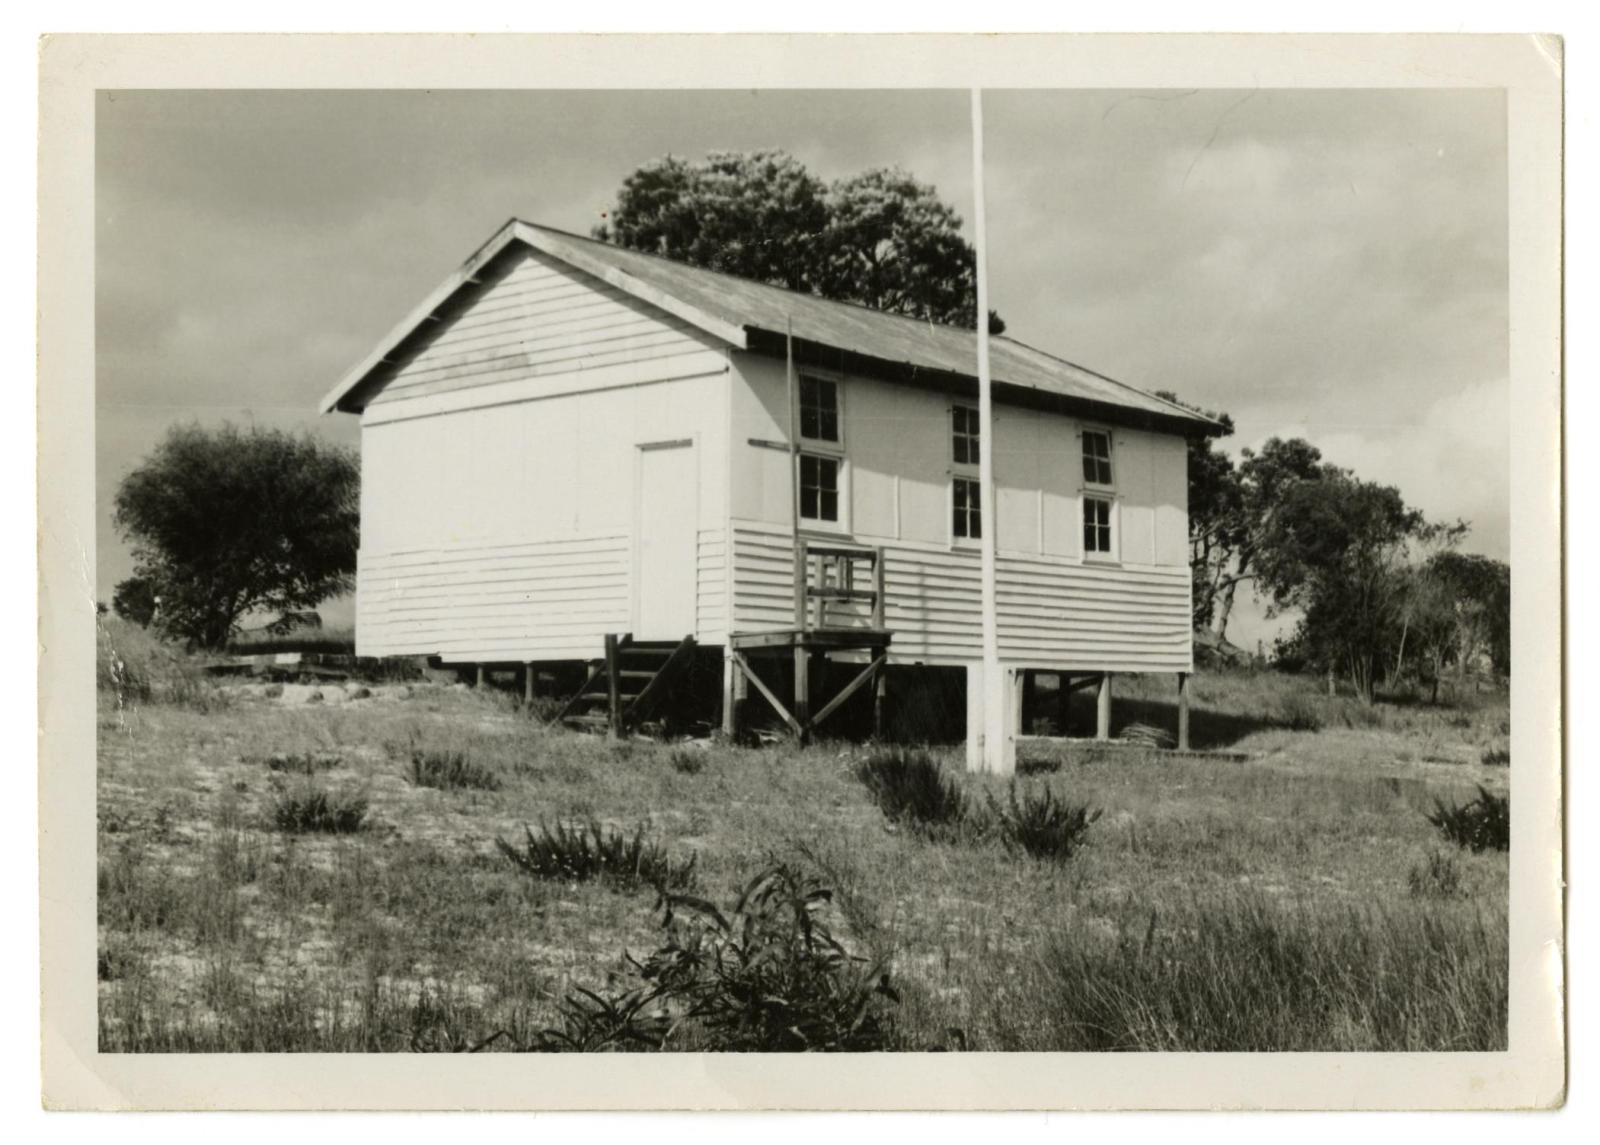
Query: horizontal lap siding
357,536,631,662
730,522,1191,671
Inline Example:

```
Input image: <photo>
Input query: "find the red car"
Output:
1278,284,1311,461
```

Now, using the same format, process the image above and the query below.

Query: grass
271,787,370,834
854,748,970,840
97,649,1511,1052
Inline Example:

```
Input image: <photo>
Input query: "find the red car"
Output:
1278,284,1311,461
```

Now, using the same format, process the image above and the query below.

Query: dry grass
97,647,1510,1052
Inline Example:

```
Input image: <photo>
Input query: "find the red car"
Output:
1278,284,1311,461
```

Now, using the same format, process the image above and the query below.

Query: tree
1154,390,1239,632
596,151,1005,333
1423,551,1511,681
112,423,359,649
112,575,158,627
1252,473,1435,702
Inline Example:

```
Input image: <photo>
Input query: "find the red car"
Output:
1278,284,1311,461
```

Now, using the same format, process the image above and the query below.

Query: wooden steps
553,633,697,735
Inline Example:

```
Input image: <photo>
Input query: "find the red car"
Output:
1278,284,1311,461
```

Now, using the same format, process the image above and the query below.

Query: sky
95,88,1508,649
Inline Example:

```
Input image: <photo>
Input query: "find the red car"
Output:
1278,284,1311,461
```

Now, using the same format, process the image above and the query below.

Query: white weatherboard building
322,219,1217,751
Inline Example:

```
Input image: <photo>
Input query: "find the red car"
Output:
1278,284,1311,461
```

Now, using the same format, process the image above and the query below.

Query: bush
854,748,969,839
97,616,223,711
408,748,501,792
986,784,1101,863
271,788,369,834
496,819,696,892
1425,786,1509,853
518,863,900,1052
1408,850,1464,899
1481,747,1510,767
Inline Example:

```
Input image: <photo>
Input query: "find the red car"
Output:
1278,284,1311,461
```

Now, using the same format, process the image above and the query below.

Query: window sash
800,453,840,523
953,477,982,540
1083,496,1113,555
1082,430,1114,486
799,376,840,444
952,405,980,466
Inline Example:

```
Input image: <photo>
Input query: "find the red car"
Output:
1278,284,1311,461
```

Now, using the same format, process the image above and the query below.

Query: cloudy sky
96,88,1507,647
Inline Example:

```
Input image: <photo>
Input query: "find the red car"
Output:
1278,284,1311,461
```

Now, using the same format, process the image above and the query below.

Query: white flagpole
969,88,1012,775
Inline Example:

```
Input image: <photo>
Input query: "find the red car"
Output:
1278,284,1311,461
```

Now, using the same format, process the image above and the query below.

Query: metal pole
969,87,1012,776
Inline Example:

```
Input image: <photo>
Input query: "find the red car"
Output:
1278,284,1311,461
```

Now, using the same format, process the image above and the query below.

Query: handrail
794,538,887,632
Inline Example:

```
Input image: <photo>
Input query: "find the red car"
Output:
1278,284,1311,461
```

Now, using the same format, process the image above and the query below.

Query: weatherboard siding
726,351,1193,671
353,257,731,662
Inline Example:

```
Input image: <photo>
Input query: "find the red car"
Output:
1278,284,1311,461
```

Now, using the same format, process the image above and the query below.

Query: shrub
986,784,1101,863
271,788,368,834
854,748,969,838
96,616,223,711
496,819,696,891
1481,747,1510,767
1408,850,1463,899
518,863,900,1052
408,748,501,792
668,749,706,775
1425,785,1510,853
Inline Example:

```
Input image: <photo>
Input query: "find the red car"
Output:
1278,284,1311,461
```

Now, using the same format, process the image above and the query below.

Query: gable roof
321,218,1221,435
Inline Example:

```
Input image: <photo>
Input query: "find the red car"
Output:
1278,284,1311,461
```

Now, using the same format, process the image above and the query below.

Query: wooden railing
793,539,886,632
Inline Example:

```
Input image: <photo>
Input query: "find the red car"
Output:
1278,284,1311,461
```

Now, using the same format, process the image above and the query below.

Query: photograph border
39,31,1564,1111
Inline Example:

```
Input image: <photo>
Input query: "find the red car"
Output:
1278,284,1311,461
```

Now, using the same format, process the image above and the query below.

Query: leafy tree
596,150,1005,333
1423,550,1511,681
1253,472,1436,702
112,423,359,649
1155,390,1239,631
111,575,158,627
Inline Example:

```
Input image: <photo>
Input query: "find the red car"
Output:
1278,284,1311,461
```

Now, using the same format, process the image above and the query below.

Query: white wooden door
634,439,698,640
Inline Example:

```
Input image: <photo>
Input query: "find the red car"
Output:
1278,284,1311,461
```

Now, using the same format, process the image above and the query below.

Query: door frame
631,435,700,639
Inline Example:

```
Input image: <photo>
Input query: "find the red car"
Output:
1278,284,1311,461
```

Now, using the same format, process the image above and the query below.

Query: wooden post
1096,672,1113,741
1177,671,1191,751
793,645,811,744
1019,670,1037,736
475,664,486,689
523,663,535,705
604,634,621,737
873,664,888,739
872,548,886,630
794,539,808,631
1056,673,1072,737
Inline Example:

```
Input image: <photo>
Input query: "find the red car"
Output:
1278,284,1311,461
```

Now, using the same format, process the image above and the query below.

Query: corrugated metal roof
325,218,1218,433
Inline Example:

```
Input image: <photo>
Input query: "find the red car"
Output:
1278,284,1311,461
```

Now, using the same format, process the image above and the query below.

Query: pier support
523,663,535,705
965,663,1017,775
1177,671,1191,751
1096,672,1114,740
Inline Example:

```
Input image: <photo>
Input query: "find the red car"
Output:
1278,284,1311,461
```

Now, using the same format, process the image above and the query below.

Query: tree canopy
112,423,359,649
594,150,1005,334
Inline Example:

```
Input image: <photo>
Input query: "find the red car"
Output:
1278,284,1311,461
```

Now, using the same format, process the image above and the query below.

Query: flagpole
970,88,1011,775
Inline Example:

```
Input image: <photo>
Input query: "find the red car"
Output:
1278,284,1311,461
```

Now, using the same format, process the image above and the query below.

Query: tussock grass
1037,895,1506,1051
854,748,970,839
1409,850,1464,899
271,787,369,834
668,748,706,775
407,747,502,792
261,751,343,775
496,819,696,891
1427,786,1510,853
985,784,1100,863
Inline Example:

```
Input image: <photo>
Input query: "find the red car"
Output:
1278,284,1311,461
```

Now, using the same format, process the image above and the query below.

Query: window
1083,496,1113,556
799,375,839,443
800,453,839,524
953,476,982,540
1082,429,1113,486
952,404,980,465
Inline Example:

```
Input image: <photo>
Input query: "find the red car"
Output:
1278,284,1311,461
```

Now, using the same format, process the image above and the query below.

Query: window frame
798,372,845,452
949,402,982,548
1081,493,1118,562
1080,426,1115,490
798,450,846,532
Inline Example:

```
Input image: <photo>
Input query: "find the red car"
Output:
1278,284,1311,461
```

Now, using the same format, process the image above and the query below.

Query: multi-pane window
1082,429,1114,486
953,476,982,540
1083,496,1113,556
799,375,839,443
800,453,840,524
952,405,980,465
